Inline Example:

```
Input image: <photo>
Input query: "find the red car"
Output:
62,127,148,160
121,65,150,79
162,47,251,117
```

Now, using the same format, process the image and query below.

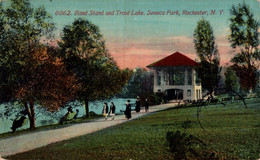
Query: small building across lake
147,52,202,101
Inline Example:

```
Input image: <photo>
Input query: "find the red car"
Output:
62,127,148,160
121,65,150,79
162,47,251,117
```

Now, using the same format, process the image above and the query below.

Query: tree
0,0,54,103
224,66,248,108
224,67,240,93
0,0,78,129
228,2,259,92
193,18,221,98
59,18,131,118
15,46,79,128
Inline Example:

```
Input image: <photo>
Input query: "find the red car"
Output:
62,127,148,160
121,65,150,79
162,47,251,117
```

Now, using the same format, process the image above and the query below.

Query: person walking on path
109,102,116,120
125,100,132,119
135,96,141,113
102,102,109,120
145,98,149,112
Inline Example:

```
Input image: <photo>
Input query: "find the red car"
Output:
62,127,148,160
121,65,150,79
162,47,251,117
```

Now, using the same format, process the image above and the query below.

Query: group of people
102,102,116,120
102,97,149,121
135,97,149,113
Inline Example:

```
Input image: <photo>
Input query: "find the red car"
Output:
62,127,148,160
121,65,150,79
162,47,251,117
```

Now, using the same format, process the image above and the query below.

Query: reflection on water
0,98,135,134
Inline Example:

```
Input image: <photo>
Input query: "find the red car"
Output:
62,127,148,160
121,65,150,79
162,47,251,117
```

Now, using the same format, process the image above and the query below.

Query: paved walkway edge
0,103,176,157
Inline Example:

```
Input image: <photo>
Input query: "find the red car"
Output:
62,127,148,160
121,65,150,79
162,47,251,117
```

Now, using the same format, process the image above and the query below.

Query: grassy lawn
6,98,260,160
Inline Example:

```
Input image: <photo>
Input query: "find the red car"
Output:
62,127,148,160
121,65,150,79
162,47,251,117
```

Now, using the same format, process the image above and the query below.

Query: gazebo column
161,70,164,91
184,68,188,100
184,68,188,85
154,69,158,92
192,68,196,100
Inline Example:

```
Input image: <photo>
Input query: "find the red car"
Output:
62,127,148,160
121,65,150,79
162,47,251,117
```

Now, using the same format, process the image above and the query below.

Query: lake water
0,98,135,134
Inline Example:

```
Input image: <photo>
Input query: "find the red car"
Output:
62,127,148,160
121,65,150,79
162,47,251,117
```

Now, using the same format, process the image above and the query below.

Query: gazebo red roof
147,52,199,67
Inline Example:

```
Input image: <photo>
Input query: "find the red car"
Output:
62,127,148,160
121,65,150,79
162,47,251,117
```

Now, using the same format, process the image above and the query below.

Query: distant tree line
118,68,153,98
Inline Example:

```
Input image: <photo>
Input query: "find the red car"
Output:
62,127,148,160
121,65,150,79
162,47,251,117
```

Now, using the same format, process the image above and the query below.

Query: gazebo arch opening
166,89,183,100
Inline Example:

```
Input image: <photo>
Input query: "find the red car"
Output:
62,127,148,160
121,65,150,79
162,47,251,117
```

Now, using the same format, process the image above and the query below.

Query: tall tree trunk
24,101,36,129
85,100,90,118
29,100,36,129
24,102,31,122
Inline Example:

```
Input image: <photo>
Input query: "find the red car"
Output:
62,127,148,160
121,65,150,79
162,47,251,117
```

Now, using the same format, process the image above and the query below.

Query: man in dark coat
135,96,141,113
125,100,132,119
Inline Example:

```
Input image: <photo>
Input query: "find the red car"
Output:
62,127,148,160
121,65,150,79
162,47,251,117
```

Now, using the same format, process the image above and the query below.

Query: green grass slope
6,98,260,160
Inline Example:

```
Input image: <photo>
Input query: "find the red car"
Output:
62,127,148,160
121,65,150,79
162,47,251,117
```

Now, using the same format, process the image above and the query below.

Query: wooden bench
60,112,76,124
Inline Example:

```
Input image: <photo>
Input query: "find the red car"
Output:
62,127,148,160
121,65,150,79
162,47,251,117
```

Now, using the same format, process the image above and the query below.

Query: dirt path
0,103,175,158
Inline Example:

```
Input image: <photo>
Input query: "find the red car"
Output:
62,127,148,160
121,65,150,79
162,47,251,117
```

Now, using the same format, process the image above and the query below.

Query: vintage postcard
0,0,259,159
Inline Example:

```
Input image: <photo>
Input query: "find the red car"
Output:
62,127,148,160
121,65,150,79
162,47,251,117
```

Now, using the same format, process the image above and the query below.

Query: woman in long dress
102,102,109,120
125,100,132,119
109,102,116,120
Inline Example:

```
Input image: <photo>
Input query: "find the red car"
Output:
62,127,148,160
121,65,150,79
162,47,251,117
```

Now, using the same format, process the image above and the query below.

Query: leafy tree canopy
193,18,219,63
229,2,259,52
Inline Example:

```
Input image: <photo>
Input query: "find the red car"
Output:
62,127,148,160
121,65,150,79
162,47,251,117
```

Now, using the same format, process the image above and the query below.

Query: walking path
0,103,176,158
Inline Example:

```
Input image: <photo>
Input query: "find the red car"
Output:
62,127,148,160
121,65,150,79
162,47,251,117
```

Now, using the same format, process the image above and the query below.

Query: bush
166,130,238,159
166,130,206,159
140,92,168,106
182,120,192,129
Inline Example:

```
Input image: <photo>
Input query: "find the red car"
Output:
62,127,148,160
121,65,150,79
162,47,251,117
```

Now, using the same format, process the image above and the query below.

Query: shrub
166,130,238,159
140,92,168,106
182,120,192,129
166,130,206,159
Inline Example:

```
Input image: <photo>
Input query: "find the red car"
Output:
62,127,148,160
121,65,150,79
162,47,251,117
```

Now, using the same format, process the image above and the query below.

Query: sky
2,0,260,69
